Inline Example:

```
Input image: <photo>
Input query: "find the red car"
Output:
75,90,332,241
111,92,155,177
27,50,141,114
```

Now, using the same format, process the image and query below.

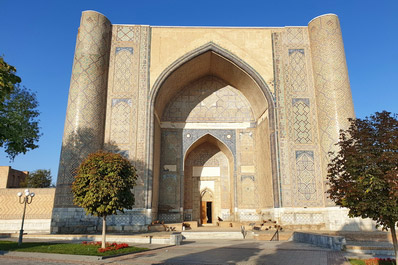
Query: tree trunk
390,223,398,264
102,216,107,249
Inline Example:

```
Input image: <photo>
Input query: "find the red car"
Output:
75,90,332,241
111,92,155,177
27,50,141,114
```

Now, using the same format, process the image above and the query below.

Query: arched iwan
146,42,280,219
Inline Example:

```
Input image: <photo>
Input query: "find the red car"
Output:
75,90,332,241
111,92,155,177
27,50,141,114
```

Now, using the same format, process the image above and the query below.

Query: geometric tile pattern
158,213,181,223
162,76,254,123
55,12,112,208
295,151,316,200
272,31,291,206
241,177,258,208
110,99,131,144
287,49,307,92
104,25,150,210
281,213,294,224
106,26,140,167
104,213,146,226
239,213,261,221
131,214,146,225
308,15,355,204
161,174,177,205
280,212,324,225
273,26,324,207
159,130,181,211
286,27,304,45
54,12,356,230
116,26,139,42
221,213,231,221
182,129,236,165
292,98,311,144
113,48,134,92
136,26,150,181
185,145,220,167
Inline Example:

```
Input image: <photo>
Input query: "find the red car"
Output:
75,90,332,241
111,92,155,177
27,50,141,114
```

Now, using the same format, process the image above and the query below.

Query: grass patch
0,241,147,257
349,259,366,265
349,258,396,265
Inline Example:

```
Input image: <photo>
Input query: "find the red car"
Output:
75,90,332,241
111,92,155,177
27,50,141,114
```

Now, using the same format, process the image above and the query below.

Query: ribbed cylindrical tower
308,14,355,205
54,11,112,208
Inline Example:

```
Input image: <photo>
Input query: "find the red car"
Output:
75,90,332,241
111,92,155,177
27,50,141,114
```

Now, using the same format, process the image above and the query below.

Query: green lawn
0,241,148,257
349,258,396,265
349,259,366,265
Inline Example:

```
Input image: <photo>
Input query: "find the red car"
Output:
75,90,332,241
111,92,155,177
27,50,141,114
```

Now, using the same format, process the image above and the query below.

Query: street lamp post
17,189,35,246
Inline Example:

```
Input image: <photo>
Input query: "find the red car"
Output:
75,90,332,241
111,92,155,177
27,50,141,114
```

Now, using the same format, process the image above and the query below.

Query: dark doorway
206,202,212,223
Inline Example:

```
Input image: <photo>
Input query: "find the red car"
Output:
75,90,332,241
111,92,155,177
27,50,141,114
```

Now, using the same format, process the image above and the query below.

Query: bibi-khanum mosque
50,10,363,233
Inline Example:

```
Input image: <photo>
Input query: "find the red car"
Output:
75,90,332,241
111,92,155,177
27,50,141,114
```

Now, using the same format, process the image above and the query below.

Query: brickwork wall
0,188,55,233
0,166,28,189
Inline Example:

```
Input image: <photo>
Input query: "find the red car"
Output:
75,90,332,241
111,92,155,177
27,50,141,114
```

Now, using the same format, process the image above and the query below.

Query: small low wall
290,231,346,251
0,188,55,233
7,233,182,245
182,231,244,239
0,219,51,233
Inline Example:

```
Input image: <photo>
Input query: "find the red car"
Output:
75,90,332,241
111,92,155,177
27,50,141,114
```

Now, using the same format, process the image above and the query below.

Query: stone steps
345,241,396,256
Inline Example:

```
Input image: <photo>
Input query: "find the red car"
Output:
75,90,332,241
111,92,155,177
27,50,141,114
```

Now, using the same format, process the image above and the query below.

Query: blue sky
1,0,397,184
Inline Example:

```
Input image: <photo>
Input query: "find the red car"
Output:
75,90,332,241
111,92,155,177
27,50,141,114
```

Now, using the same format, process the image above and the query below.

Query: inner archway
150,43,277,223
184,134,234,224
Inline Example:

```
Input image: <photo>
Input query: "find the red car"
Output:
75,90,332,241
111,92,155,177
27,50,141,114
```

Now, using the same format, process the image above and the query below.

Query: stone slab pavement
0,239,353,265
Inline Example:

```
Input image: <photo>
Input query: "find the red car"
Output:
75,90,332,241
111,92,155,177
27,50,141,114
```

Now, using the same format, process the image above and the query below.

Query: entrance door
200,201,207,224
200,201,213,224
206,202,212,223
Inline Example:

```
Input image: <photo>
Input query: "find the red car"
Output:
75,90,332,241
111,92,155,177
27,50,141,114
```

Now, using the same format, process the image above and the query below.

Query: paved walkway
0,239,351,265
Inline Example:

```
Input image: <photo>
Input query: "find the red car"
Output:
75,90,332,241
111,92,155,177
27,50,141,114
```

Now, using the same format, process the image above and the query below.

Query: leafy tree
72,151,137,248
0,57,41,160
0,56,21,102
327,111,398,262
0,85,41,160
21,169,52,188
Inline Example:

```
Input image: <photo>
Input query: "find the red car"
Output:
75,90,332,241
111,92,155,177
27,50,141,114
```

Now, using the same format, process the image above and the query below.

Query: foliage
21,169,52,188
327,111,398,229
72,151,137,248
0,241,147,257
0,56,21,102
349,258,396,265
0,77,41,161
72,151,137,217
327,111,398,262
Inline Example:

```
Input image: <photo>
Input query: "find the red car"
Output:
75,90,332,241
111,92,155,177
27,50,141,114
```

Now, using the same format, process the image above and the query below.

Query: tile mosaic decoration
287,49,307,92
292,98,312,144
286,27,304,45
113,48,134,92
136,26,150,180
308,15,355,205
273,26,324,207
55,11,111,208
241,176,258,208
105,25,150,208
163,76,254,123
54,12,356,231
295,151,316,200
116,26,140,42
182,129,236,168
110,99,131,144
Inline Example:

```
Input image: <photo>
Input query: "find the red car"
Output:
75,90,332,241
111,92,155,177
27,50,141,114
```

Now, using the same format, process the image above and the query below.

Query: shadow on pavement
113,240,348,265
155,241,263,264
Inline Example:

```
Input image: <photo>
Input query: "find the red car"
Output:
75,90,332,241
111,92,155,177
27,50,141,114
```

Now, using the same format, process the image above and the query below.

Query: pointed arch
146,42,281,212
149,42,275,121
183,133,233,223
201,188,214,199
184,133,234,168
